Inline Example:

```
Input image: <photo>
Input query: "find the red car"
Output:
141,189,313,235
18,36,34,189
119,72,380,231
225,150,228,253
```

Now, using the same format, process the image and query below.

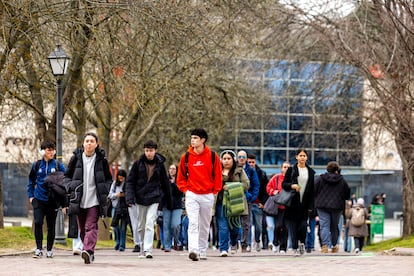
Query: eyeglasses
238,156,246,159
282,166,289,168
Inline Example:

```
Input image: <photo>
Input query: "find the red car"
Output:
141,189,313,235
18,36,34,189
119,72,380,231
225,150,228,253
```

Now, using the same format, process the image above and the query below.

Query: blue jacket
242,163,260,203
27,159,66,202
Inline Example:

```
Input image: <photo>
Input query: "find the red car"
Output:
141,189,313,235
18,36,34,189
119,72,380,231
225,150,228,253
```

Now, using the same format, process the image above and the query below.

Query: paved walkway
1,217,411,275
0,247,413,276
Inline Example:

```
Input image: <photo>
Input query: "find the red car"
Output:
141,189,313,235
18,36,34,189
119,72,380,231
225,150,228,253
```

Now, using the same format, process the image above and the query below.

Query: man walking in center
177,128,222,261
125,140,172,259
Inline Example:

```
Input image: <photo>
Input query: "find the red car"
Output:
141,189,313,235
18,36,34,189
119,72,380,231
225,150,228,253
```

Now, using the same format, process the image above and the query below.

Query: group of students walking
27,128,370,265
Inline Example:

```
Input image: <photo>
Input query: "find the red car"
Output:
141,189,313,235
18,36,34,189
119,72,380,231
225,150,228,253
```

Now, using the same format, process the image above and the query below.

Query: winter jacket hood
319,172,344,185
314,172,350,210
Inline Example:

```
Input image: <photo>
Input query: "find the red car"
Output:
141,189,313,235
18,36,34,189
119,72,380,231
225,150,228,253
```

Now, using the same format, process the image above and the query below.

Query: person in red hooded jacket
177,128,222,261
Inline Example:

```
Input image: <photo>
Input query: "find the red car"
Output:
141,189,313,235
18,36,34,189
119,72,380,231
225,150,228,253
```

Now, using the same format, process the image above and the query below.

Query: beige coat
348,203,369,237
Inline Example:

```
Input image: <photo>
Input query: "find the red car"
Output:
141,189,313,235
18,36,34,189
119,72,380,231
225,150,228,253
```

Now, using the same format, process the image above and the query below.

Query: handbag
105,197,113,217
263,195,278,216
274,189,295,207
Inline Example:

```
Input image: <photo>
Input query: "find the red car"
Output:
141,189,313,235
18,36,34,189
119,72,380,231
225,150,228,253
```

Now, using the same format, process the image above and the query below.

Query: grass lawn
1,226,413,254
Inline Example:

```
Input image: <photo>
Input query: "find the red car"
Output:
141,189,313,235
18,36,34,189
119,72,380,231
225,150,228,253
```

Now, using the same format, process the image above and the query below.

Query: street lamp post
48,44,69,245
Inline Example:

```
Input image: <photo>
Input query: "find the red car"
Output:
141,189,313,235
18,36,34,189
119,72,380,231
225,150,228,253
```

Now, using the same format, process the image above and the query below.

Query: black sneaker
132,244,141,252
81,250,91,264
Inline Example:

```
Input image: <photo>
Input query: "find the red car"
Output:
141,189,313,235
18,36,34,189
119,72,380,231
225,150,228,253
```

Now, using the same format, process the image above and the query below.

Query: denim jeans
248,203,263,245
179,215,189,247
112,208,127,250
317,208,342,247
163,208,182,250
216,203,240,252
305,216,316,250
343,226,352,252
266,215,275,245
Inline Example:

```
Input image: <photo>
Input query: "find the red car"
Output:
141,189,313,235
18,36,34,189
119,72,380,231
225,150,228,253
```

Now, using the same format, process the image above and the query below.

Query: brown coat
348,203,369,237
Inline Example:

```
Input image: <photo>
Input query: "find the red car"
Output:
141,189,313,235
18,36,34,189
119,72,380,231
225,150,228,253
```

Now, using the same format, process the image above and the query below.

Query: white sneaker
246,246,251,252
272,245,279,253
355,248,360,254
199,252,207,260
268,243,273,251
230,246,237,254
33,249,43,258
46,250,53,258
279,250,286,254
220,251,228,257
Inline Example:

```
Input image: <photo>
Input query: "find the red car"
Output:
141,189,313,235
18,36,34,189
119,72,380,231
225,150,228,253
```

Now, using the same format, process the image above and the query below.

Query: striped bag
223,182,246,217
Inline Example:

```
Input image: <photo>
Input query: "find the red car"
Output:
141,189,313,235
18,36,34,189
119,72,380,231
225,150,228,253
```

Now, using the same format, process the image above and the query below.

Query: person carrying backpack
349,198,369,254
176,128,222,261
27,141,66,259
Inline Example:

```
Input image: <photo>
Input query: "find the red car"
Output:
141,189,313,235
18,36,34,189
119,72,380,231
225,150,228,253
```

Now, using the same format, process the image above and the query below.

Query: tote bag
263,196,279,216
274,189,295,207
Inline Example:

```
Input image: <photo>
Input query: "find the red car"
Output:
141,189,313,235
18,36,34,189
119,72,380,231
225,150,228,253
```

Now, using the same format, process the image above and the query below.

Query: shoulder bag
263,195,279,216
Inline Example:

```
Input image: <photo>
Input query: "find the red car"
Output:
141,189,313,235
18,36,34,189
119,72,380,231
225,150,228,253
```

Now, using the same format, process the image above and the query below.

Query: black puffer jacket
125,153,172,208
64,147,112,216
162,179,183,210
314,172,350,211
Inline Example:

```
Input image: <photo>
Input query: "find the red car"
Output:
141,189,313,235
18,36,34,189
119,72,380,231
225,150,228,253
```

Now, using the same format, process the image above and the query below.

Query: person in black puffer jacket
314,161,350,253
125,140,172,259
64,132,112,264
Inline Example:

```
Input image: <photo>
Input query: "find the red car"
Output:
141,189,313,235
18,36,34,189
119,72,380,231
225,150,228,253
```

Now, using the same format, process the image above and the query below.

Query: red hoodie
266,173,285,210
177,145,222,195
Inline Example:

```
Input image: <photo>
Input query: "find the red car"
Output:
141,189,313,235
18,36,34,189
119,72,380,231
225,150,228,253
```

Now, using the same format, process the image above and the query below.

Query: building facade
219,60,402,217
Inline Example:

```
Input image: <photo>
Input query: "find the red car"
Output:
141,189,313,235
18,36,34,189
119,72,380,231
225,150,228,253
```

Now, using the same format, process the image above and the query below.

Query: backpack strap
211,150,215,180
185,150,216,180
185,152,190,180
34,159,42,173
29,160,42,183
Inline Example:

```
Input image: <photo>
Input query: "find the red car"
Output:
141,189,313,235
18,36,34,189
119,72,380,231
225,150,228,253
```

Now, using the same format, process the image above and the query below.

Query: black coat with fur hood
64,147,112,216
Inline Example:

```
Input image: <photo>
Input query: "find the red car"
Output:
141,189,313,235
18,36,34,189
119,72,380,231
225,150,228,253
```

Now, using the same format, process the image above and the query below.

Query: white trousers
128,204,140,245
72,232,83,252
185,191,214,255
137,203,159,253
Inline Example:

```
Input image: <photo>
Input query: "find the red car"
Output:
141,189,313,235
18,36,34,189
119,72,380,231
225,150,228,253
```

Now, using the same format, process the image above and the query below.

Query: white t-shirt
80,152,99,208
297,167,309,202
